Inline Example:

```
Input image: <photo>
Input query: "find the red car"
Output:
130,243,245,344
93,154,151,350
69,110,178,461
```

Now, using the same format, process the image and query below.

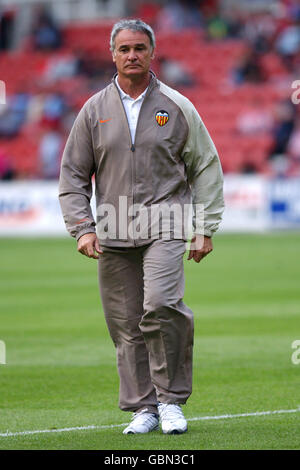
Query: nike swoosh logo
99,119,111,123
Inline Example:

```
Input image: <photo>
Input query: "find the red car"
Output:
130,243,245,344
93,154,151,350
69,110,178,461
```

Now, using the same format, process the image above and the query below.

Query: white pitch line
0,407,299,438
188,407,300,422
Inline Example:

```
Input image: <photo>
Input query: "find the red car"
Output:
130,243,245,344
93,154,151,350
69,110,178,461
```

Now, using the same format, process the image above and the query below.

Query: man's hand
77,233,103,259
187,234,213,263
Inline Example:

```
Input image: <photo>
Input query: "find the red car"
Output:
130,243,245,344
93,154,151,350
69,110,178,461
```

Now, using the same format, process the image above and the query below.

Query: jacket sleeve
58,102,96,240
182,105,224,238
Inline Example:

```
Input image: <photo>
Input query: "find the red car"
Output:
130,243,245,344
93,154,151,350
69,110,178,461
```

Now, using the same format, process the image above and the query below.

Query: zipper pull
131,144,135,152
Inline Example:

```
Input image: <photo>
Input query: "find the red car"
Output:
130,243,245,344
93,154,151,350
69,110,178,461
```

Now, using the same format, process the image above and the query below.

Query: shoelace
158,404,184,422
131,410,158,426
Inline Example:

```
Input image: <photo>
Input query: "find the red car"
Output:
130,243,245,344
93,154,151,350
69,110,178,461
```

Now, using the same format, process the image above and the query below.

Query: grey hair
110,19,156,53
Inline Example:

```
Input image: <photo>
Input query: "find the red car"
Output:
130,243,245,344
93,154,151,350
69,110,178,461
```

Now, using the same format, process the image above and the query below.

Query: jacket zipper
130,98,147,246
117,89,148,246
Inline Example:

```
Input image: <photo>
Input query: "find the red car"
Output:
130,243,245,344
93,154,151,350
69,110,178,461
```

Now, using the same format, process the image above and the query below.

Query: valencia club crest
155,110,169,126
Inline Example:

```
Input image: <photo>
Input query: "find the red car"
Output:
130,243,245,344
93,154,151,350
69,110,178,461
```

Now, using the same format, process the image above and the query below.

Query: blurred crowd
0,0,300,179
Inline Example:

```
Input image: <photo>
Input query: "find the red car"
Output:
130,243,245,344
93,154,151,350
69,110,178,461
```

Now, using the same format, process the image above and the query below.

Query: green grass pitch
0,233,299,450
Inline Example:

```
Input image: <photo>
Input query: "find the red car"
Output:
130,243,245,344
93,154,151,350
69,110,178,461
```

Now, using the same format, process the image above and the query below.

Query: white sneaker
123,409,159,434
158,403,188,434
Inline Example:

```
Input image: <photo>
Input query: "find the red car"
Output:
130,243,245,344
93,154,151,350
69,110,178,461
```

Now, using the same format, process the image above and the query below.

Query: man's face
112,29,155,79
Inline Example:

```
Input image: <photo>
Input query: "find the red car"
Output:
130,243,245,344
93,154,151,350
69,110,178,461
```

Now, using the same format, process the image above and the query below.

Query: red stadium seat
0,21,286,177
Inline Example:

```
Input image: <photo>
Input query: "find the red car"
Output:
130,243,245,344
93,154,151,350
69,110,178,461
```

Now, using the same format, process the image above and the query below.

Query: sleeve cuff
193,228,213,238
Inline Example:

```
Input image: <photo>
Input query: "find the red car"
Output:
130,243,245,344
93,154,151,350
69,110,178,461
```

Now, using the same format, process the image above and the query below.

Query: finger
193,251,204,263
77,242,87,255
86,245,99,259
193,249,211,263
187,250,194,260
189,237,196,252
94,238,103,254
78,243,96,259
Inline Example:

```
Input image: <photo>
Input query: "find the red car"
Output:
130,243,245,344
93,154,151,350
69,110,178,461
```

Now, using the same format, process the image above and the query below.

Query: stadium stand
0,0,299,179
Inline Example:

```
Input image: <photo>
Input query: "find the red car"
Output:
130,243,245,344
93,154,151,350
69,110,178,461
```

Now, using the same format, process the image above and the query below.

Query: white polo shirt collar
115,75,148,101
115,76,148,143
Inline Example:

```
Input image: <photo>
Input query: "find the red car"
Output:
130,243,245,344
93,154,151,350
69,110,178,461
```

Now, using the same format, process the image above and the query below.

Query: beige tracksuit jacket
59,73,224,245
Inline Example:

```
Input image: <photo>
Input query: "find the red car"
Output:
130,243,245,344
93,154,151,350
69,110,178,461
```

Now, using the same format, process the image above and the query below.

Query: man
59,19,224,435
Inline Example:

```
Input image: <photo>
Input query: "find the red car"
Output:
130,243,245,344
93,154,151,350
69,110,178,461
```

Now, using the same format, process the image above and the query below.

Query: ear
112,51,116,63
151,48,155,60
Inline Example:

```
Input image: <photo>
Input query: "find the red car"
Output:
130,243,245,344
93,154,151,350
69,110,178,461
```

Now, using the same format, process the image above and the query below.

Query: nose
128,48,137,61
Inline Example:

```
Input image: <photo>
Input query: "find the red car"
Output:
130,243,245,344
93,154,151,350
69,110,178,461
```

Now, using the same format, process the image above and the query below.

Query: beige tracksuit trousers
98,239,194,414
